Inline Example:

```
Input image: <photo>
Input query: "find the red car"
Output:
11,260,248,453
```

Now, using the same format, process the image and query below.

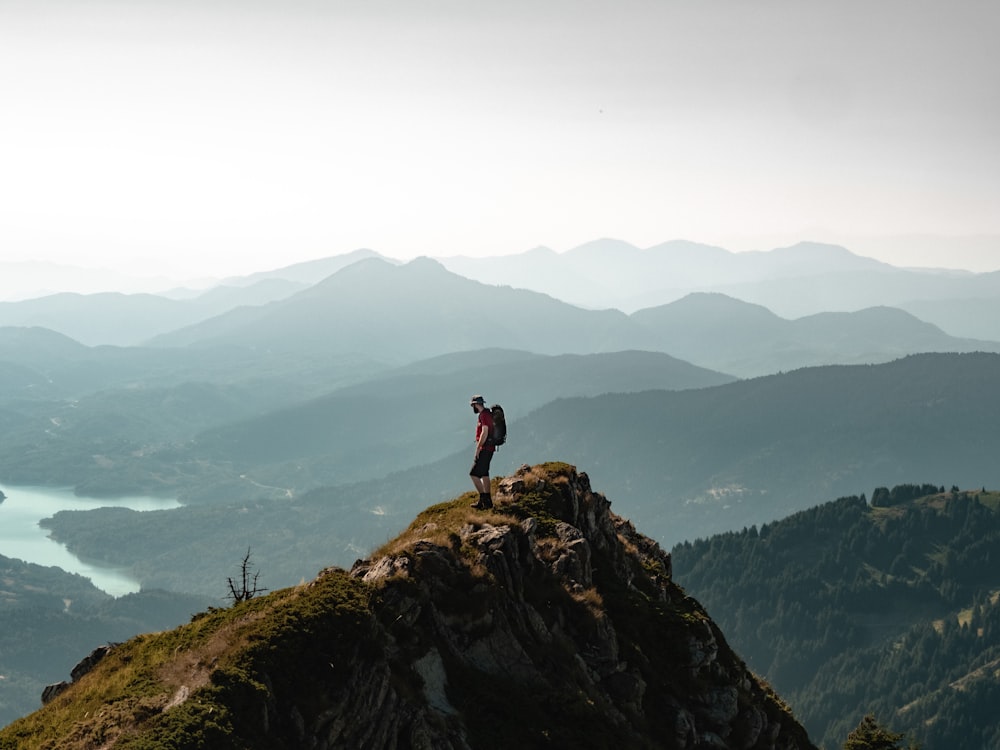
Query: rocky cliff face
1,462,817,750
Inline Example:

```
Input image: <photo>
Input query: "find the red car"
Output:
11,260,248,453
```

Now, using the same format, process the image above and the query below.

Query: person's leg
470,456,490,508
477,475,492,508
470,476,490,508
478,453,494,508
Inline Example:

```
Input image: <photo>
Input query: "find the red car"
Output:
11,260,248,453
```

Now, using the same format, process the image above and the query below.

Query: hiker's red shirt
476,409,496,453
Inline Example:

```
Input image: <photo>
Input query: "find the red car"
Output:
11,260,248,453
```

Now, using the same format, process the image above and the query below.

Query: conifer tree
843,713,916,750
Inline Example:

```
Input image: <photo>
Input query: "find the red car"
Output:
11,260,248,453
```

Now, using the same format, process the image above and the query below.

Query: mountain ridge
6,239,1000,346
142,257,997,376
1,463,817,750
440,239,900,313
146,257,650,360
631,294,999,375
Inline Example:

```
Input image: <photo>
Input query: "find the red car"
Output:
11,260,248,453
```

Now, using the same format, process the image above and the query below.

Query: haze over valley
3,0,998,743
2,241,999,746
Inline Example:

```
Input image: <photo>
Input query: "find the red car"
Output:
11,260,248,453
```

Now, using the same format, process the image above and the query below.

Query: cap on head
470,395,485,406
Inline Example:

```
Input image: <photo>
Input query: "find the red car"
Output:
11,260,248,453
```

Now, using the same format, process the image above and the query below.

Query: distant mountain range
0,260,197,301
441,238,893,311
631,293,998,376
0,282,306,347
2,240,999,345
144,257,652,359
146,258,1000,376
0,249,382,347
217,247,394,286
438,239,1000,337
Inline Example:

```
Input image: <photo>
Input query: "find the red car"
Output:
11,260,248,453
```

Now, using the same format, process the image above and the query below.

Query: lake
0,484,180,597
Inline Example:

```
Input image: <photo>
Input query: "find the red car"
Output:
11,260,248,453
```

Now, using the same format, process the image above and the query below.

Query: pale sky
2,0,999,281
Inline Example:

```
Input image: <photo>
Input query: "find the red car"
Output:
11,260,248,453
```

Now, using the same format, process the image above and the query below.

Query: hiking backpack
490,404,507,447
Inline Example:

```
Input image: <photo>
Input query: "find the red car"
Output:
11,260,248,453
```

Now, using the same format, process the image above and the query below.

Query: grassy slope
1,465,812,750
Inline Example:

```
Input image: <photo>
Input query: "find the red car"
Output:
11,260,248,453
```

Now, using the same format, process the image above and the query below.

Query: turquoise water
0,484,179,597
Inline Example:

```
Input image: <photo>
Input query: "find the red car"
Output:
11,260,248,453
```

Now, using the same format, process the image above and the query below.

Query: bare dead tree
226,546,268,604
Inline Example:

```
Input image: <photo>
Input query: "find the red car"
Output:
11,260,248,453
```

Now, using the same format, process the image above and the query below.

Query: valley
1,242,998,746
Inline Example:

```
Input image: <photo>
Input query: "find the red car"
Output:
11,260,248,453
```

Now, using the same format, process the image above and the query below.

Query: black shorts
469,450,494,478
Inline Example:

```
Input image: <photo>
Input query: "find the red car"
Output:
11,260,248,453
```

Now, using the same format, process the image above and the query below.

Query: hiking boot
481,494,493,510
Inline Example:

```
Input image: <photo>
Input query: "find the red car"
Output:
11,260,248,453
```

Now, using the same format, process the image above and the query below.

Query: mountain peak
5,463,816,750
764,241,891,271
225,248,394,287
321,254,450,281
665,291,780,318
565,237,643,257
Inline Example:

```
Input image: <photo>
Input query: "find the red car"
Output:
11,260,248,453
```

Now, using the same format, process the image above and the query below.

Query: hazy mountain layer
494,352,1000,546
3,251,995,389
147,257,651,359
440,239,892,312
439,239,1000,335
0,282,307,347
898,294,1000,342
5,241,999,345
37,353,1000,600
0,348,730,499
144,256,997,378
631,293,998,376
0,249,395,348
0,326,388,407
218,247,392,287
185,348,735,492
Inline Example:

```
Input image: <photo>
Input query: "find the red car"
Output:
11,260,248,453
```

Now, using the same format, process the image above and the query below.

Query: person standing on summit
469,395,495,509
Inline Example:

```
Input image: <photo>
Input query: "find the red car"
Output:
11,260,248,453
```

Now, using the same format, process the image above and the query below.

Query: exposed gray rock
69,644,115,682
40,681,69,705
332,463,817,749
41,644,117,705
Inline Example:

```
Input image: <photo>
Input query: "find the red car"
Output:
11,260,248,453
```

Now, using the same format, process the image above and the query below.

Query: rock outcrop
2,462,817,750
41,644,117,705
343,463,813,750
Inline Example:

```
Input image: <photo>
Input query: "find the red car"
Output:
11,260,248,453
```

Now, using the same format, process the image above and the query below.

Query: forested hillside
672,485,1000,749
0,554,210,727
507,351,1000,546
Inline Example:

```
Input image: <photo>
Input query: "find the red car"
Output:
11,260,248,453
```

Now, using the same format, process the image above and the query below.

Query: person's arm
475,413,488,453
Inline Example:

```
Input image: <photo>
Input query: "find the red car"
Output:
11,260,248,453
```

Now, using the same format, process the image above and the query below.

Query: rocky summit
0,462,817,749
